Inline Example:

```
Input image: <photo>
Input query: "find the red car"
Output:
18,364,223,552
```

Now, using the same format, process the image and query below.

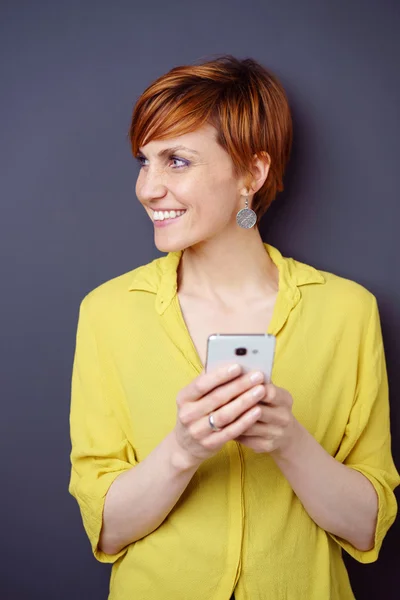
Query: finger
237,423,283,438
264,384,292,409
191,383,266,437
236,422,268,437
255,406,290,427
263,383,278,405
200,405,262,451
177,363,243,407
179,370,265,425
236,435,277,453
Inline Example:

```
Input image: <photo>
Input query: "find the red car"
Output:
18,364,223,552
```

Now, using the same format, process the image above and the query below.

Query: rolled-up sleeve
329,294,400,563
68,296,137,563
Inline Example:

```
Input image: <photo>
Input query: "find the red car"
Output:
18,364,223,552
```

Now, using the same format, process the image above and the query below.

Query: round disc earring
236,197,257,229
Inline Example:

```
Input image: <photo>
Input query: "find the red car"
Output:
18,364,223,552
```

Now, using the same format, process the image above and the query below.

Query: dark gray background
1,1,399,598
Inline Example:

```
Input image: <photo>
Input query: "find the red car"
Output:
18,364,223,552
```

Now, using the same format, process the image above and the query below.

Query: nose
137,164,168,203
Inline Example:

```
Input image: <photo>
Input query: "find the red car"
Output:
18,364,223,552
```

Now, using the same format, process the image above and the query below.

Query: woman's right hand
173,363,266,467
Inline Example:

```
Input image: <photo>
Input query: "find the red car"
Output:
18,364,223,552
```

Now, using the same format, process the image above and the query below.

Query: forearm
99,431,200,555
272,421,378,551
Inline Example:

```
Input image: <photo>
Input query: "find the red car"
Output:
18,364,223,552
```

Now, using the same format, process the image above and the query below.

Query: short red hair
129,54,293,220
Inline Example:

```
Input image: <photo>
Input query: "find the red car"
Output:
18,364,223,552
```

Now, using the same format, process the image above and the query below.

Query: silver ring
208,412,222,432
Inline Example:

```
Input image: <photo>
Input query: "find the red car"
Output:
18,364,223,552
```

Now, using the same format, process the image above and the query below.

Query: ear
239,151,271,196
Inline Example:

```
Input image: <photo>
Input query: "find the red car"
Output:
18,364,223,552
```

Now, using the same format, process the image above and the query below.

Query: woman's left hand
235,382,300,455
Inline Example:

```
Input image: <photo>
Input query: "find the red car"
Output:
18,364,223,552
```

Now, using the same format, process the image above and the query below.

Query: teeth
153,210,186,221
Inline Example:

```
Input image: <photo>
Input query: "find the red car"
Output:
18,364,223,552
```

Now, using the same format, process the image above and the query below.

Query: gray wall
1,1,399,598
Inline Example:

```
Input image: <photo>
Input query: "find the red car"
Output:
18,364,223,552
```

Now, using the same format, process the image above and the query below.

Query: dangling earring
236,196,257,229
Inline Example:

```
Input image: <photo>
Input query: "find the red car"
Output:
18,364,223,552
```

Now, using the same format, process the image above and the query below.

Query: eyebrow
137,145,200,157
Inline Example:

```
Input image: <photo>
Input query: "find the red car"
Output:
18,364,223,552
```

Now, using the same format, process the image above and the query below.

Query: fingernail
228,364,241,375
250,371,264,383
252,385,264,398
250,407,261,418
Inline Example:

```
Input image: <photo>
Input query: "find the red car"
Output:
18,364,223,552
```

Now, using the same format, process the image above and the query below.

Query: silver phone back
205,333,276,383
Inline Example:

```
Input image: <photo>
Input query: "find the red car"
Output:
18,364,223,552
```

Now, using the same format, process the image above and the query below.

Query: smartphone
205,333,276,384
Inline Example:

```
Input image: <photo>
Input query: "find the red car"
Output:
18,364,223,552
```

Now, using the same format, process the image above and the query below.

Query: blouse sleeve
68,296,137,563
328,294,400,563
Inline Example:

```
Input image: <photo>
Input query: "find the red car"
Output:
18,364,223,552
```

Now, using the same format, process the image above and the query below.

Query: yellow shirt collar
128,243,325,321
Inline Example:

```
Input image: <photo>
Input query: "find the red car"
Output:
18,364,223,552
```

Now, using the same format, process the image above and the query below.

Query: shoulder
297,260,378,333
78,255,166,318
317,268,375,307
288,257,384,368
284,245,378,325
318,270,374,306
270,244,377,320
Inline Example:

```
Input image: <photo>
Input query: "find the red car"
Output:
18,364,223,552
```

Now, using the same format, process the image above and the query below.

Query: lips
152,209,186,221
152,210,187,227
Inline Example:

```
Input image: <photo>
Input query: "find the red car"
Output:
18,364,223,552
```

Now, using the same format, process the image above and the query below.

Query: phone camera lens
235,347,247,356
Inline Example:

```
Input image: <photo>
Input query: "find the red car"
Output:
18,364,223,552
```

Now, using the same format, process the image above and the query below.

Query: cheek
135,175,143,201
185,172,235,213
201,182,237,219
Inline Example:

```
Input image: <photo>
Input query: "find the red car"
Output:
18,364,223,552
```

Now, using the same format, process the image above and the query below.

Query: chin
154,236,189,253
153,224,219,253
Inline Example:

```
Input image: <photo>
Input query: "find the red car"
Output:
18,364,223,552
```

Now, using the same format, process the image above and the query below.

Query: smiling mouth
151,209,187,222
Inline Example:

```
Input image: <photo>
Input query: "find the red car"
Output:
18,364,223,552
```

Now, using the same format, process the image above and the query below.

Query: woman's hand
235,382,300,455
173,364,266,467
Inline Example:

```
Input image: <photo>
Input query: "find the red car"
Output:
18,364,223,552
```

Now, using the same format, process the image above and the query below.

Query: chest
177,292,278,368
105,295,355,461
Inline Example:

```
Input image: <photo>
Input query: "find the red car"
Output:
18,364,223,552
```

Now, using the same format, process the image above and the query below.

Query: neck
177,227,279,306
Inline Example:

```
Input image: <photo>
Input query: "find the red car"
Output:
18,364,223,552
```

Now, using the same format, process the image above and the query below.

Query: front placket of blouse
150,243,321,594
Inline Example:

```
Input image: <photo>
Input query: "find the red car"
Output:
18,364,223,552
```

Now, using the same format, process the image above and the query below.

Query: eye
135,155,148,167
170,156,190,168
134,155,190,169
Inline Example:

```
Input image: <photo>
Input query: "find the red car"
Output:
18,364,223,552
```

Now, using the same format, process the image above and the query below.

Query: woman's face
135,123,245,253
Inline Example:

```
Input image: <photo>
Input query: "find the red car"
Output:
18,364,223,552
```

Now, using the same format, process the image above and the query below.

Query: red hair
129,54,293,220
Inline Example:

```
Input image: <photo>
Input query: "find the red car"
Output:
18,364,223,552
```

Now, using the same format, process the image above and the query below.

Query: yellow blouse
69,243,399,600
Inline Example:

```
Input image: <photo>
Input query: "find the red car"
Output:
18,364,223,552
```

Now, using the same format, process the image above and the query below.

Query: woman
69,55,400,600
